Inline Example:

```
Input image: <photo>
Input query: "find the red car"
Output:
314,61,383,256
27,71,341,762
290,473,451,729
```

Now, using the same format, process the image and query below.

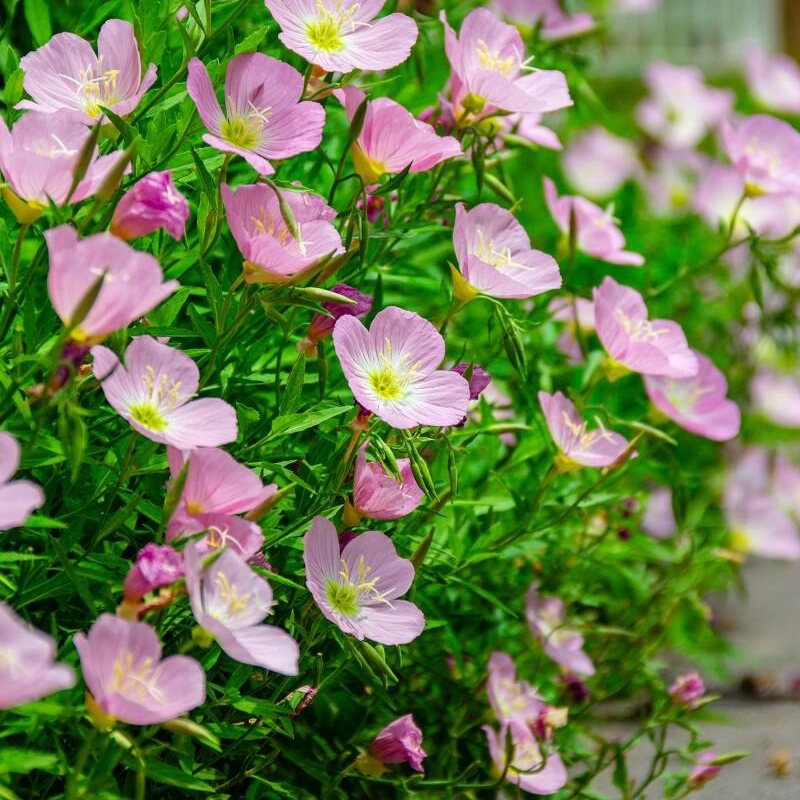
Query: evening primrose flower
351,442,424,520
367,715,427,772
17,20,156,124
303,516,424,645
111,171,190,241
0,603,75,709
332,306,470,429
187,54,325,175
561,127,639,199
487,651,545,725
490,0,595,41
744,46,800,115
123,544,185,601
0,431,44,530
74,614,205,725
91,336,237,449
263,0,418,74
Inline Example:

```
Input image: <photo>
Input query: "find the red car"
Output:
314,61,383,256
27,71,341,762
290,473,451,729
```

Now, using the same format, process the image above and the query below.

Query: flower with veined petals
303,516,424,645
0,431,44,531
538,391,629,472
187,54,325,175
744,46,800,115
484,720,568,796
543,178,644,266
333,306,470,429
526,583,595,676
123,544,185,601
168,513,266,562
0,603,75,709
441,8,572,118
368,715,427,772
91,336,237,449
0,113,127,223
644,351,740,441
46,225,177,345
351,442,424,520
487,651,545,725
75,614,204,726
452,202,561,301
263,0,418,74
111,171,190,241
17,20,156,124
185,543,299,673
337,86,462,185
490,0,595,41
221,182,343,283
593,276,698,379
562,127,640,199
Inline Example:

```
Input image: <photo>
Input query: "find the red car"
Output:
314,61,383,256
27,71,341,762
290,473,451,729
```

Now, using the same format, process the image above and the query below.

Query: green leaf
23,0,52,45
268,405,350,438
0,748,59,775
143,759,215,792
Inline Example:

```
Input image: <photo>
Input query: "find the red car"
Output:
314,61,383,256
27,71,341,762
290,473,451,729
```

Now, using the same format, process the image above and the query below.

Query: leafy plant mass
1,0,796,797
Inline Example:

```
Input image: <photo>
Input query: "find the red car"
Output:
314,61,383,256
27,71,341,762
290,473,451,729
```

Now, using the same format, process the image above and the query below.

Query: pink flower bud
669,673,706,708
452,363,491,401
688,750,722,789
111,171,190,241
123,543,184,600
306,284,373,344
368,714,427,772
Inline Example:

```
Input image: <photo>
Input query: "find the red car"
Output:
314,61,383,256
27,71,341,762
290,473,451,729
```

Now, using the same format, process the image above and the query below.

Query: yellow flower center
326,555,388,617
211,570,251,617
128,365,184,432
111,653,165,703
476,39,517,76
74,59,121,118
614,308,669,343
129,403,167,431
306,0,360,53
221,116,260,150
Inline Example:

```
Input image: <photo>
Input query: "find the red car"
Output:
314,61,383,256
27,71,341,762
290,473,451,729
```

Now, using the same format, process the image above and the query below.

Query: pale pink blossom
123,544,184,600
0,603,75,709
353,442,423,520
332,306,470,429
641,487,676,539
91,336,237,449
185,543,299,673
751,370,800,428
548,296,595,364
18,20,156,124
264,0,418,74
500,112,562,150
0,431,44,530
562,126,639,199
543,178,644,266
222,182,343,283
187,54,325,175
526,583,595,676
688,751,722,789
593,276,698,378
303,516,424,645
368,715,427,772
538,391,629,471
452,202,561,300
111,171,189,241
639,147,706,218
75,614,205,724
490,0,595,40
46,225,177,344
744,46,800,115
168,512,265,562
487,651,544,724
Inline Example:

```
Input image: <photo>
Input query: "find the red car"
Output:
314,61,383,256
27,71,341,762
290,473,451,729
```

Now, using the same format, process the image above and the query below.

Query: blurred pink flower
639,147,706,219
593,276,698,378
644,351,740,441
353,442,423,520
46,225,177,344
688,750,722,789
0,603,75,709
538,390,629,471
264,0,418,74
669,672,706,708
744,46,800,115
91,336,237,449
641,487,677,539
499,112,562,150
303,516,424,645
526,583,595,676
750,371,800,428
187,54,325,175
0,431,44,530
17,20,156,123
111,171,189,241
368,714,427,772
222,182,343,282
487,651,545,724
75,613,205,725
562,126,639,199
332,305,470,429
186,543,299,673
549,296,595,364
123,543,184,600
305,283,373,346
636,62,733,149
452,202,561,300
491,0,595,40
543,178,644,266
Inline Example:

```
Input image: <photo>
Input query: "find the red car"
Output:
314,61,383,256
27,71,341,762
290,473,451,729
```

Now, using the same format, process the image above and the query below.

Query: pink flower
593,276,698,379
499,112,562,150
0,603,75,709
91,336,237,449
368,714,427,772
123,543,185,600
549,296,595,365
263,0,418,74
0,431,44,530
490,0,595,41
538,391,629,471
644,351,740,441
332,306,470,429
722,114,800,196
169,512,265,563
484,720,568,795
185,543,300,673
352,442,423,520
0,113,127,222
526,584,595,676
305,283,373,346
187,54,325,175
221,182,343,283
487,651,545,724
451,363,491,401
46,225,177,344
641,487,677,539
562,127,639,199
452,202,561,300
111,171,189,241
303,516,424,645
688,750,722,789
17,20,156,124
669,673,706,708
636,63,733,149
751,370,800,428
543,178,644,266
75,614,204,725
639,147,706,219
441,8,572,117
337,86,462,185
744,46,800,115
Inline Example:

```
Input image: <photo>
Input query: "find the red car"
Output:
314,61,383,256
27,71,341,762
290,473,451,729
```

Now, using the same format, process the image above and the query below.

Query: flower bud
111,171,190,241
